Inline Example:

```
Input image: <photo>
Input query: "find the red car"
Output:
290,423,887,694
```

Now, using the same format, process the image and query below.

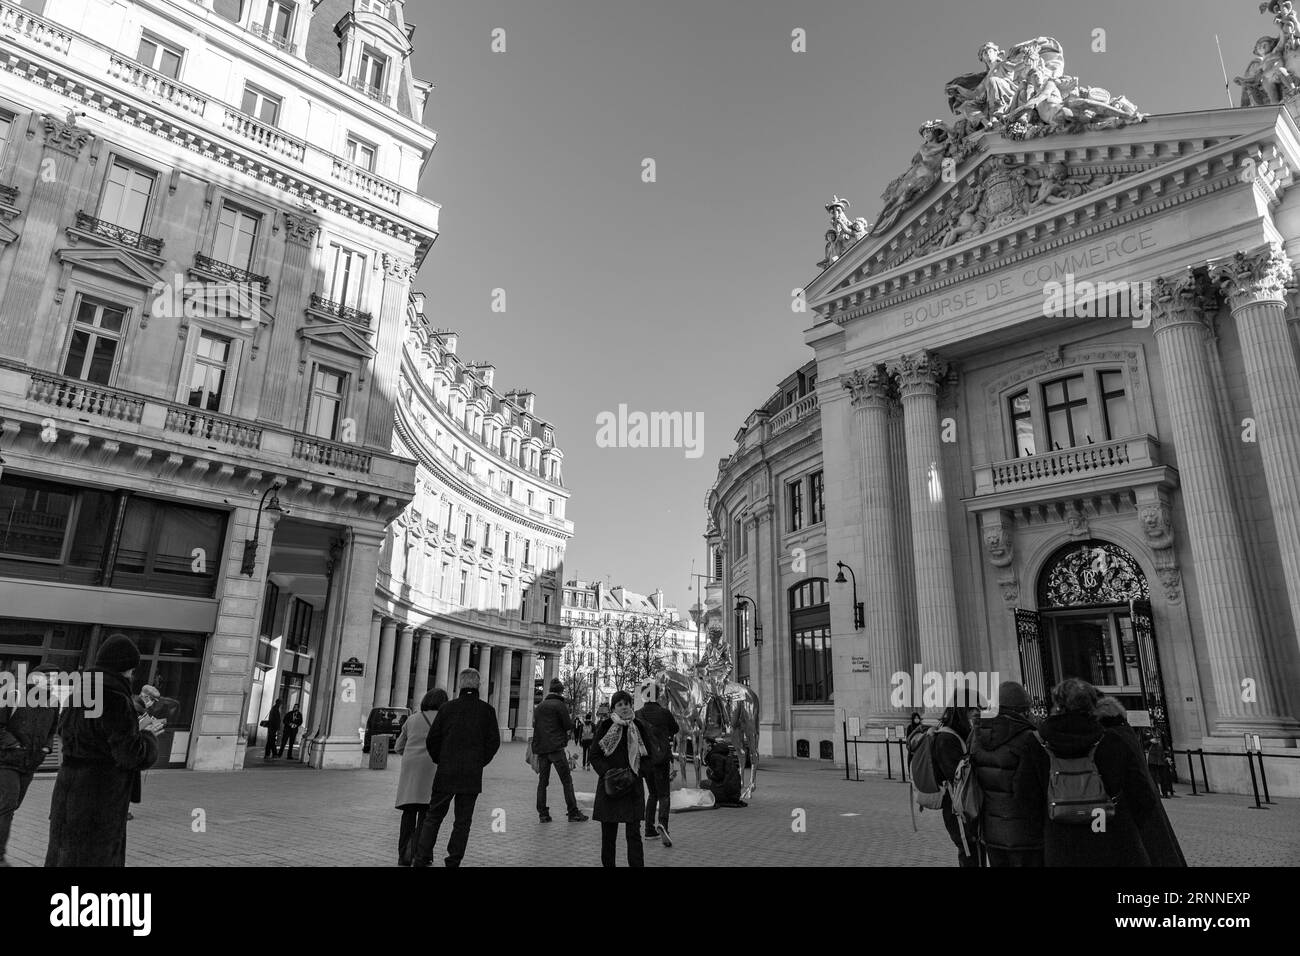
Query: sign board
896,725,907,741
885,726,894,741
1244,733,1262,753
848,717,861,738
1127,710,1152,728
850,655,870,674
341,657,365,677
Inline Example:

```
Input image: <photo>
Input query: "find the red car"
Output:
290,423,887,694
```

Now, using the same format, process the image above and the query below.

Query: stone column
479,644,494,709
260,213,320,421
391,624,414,710
411,629,432,710
455,639,471,678
3,115,92,362
364,614,383,701
843,364,909,724
434,635,453,693
1150,273,1293,732
374,619,397,708
542,652,557,689
366,255,416,445
309,528,385,768
890,351,962,692
517,650,537,741
1211,244,1300,646
497,649,514,740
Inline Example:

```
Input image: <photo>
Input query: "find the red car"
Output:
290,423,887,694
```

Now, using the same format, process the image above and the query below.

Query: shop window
0,474,117,583
113,497,227,597
285,597,312,652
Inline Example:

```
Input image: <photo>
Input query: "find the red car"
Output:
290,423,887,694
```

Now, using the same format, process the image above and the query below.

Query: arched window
789,578,831,703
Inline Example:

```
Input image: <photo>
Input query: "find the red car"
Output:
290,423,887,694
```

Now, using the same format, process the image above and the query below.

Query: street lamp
241,479,288,576
733,594,762,646
835,561,865,630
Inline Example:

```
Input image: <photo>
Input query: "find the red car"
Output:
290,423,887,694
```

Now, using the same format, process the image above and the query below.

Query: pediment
298,321,377,361
0,221,16,245
806,106,1300,309
56,246,163,290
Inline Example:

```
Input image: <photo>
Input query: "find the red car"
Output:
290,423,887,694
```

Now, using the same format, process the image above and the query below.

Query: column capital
1209,242,1296,311
382,252,417,283
841,363,896,409
283,211,321,246
41,113,92,157
1150,270,1219,334
889,350,953,398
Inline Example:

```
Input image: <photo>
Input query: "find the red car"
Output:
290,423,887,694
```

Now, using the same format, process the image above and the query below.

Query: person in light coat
393,688,448,866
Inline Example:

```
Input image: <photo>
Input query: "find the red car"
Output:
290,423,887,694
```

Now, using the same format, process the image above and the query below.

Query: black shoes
567,810,589,822
655,823,672,847
539,812,553,822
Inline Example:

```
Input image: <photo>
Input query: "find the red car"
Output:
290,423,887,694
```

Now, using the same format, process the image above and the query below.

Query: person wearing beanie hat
531,674,586,823
968,680,1048,867
934,689,986,867
0,664,63,865
46,635,160,867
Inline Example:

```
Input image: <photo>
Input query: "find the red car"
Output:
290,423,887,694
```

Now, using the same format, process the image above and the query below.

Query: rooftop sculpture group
1235,1,1300,105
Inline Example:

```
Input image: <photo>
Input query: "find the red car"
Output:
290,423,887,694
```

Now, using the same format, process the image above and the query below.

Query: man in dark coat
969,681,1047,866
281,705,303,760
934,690,985,867
636,678,680,845
701,738,743,806
532,677,587,822
412,668,500,867
0,664,61,866
264,701,282,759
1038,679,1156,867
46,635,160,868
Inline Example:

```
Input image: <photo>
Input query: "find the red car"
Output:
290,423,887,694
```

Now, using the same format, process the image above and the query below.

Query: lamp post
733,593,762,647
835,561,865,630
241,479,288,576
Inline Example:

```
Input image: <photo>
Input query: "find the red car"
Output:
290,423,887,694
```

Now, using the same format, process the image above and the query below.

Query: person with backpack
579,713,595,770
969,681,1048,867
702,738,745,806
636,678,680,847
933,692,985,867
1038,678,1156,867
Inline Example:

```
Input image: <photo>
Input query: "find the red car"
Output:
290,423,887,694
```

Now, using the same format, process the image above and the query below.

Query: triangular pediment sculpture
55,246,164,291
298,320,377,362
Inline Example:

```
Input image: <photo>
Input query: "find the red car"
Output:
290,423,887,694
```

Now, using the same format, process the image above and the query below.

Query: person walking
0,665,61,866
281,704,303,760
263,701,282,760
411,669,500,867
968,681,1047,867
46,635,162,867
934,690,985,867
1096,699,1186,867
1144,734,1174,798
579,713,595,769
533,678,588,823
1038,679,1157,867
636,678,679,846
589,690,650,867
393,688,447,866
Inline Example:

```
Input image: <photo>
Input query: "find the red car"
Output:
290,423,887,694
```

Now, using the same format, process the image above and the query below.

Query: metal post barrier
842,722,850,781
1197,749,1211,793
1256,753,1275,805
1183,749,1197,795
898,739,908,783
1245,751,1266,810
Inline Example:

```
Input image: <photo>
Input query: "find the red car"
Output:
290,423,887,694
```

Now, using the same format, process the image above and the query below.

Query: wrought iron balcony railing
74,211,163,255
247,22,293,52
310,293,372,327
0,183,18,205
194,253,269,288
350,77,387,102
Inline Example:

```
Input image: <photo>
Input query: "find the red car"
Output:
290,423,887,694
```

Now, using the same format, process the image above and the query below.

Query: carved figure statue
1237,36,1295,104
1024,162,1115,207
820,196,870,267
947,42,1020,131
874,120,954,234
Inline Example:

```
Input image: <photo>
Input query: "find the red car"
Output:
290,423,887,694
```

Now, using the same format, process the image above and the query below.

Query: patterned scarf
598,711,646,776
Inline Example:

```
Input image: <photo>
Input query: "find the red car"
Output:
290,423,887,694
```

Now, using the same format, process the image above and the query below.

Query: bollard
843,723,850,781
898,740,908,784
368,734,390,770
1197,749,1211,793
885,737,893,780
1245,751,1266,810
1185,749,1198,796
1256,752,1274,805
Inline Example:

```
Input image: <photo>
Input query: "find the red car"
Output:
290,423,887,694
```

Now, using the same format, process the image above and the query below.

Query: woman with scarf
589,690,651,867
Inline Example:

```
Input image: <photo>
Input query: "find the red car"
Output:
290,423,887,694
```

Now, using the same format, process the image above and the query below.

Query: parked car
362,707,410,754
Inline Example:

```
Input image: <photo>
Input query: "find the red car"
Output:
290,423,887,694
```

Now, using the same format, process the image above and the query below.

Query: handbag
524,747,541,774
603,767,636,797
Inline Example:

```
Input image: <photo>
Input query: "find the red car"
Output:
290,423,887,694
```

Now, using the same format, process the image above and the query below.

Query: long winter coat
969,710,1048,852
426,688,500,794
1038,712,1156,867
1102,722,1187,866
45,670,158,867
394,709,438,808
589,718,649,823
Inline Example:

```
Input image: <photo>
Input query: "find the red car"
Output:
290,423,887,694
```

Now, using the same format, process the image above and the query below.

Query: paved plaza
5,743,1298,867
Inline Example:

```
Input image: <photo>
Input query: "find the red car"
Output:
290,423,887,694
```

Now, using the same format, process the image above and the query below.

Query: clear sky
408,0,1268,615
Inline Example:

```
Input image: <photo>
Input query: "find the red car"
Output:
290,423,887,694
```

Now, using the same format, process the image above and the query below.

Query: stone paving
5,742,1298,866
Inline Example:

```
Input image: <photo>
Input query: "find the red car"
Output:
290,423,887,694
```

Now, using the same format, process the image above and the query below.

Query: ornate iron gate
1130,597,1174,771
1015,608,1054,720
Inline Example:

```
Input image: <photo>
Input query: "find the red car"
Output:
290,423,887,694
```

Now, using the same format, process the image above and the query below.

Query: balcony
310,293,372,328
290,436,372,473
0,0,71,55
73,211,164,256
194,253,269,288
27,371,144,423
0,184,18,206
107,54,207,116
221,108,306,163
443,529,457,543
247,22,293,53
164,406,262,449
349,77,388,102
330,157,400,206
462,537,476,549
768,392,819,438
969,435,1171,507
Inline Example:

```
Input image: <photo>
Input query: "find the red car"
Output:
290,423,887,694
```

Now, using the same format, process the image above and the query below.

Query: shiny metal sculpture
654,627,761,799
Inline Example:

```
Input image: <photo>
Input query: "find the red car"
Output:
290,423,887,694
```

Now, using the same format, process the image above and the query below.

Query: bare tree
599,612,670,693
560,665,592,724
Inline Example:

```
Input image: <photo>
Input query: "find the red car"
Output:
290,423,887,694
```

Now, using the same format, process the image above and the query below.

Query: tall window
213,204,259,271
459,569,469,605
240,84,281,125
1098,370,1134,440
1044,375,1092,450
543,592,552,624
261,0,295,49
482,522,492,551
1010,390,1035,457
356,46,387,95
285,598,312,652
810,471,825,524
499,582,509,613
547,499,555,516
787,479,803,532
327,243,365,309
439,561,450,600
100,160,154,234
186,331,232,411
136,32,184,79
346,134,377,171
732,516,747,557
63,297,126,385
789,579,832,704
0,112,13,167
305,365,345,440
734,606,750,650
520,588,528,621
502,530,512,560
463,513,473,541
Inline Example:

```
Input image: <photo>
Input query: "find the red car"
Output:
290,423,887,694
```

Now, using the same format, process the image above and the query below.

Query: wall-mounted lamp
835,561,865,630
734,593,763,646
241,479,288,576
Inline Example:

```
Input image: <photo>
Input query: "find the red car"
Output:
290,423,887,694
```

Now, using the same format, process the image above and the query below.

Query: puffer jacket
969,710,1048,851
531,693,572,754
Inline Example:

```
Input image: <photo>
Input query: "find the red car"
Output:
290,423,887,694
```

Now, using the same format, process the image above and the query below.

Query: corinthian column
1150,273,1292,732
260,213,319,421
890,351,962,690
842,364,908,724
1211,244,1300,648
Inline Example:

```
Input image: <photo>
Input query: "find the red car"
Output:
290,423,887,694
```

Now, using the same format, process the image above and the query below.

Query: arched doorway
1016,541,1172,757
